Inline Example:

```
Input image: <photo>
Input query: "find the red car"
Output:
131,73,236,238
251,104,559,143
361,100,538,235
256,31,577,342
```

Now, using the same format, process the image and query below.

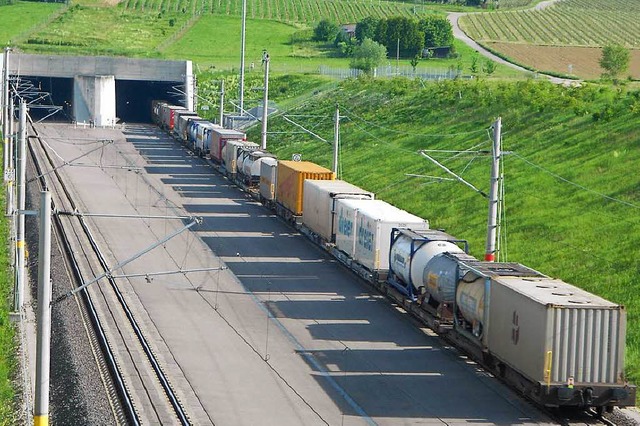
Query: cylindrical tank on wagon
390,235,463,301
241,150,276,182
456,275,485,334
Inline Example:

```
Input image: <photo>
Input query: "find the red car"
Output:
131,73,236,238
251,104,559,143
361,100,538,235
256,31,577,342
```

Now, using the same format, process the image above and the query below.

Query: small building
340,24,357,39
422,46,452,59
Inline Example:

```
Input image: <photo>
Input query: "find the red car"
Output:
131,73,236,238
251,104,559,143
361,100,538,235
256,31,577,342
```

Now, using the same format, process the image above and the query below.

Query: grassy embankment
459,0,640,79
246,78,640,383
8,0,522,78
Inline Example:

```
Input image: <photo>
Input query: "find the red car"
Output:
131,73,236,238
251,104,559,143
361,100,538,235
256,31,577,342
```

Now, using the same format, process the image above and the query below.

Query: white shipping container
354,200,429,271
259,158,278,201
487,276,627,385
302,180,374,242
334,198,370,259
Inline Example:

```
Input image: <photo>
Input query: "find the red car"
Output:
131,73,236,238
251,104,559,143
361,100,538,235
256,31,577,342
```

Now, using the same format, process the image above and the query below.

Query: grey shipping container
259,158,278,201
487,275,626,386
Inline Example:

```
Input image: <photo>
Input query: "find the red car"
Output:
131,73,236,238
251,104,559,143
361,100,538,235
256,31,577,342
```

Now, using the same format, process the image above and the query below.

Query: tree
470,55,479,75
313,19,339,42
419,16,454,49
599,45,630,82
350,38,387,75
374,17,423,58
410,54,420,74
355,17,378,43
483,59,497,75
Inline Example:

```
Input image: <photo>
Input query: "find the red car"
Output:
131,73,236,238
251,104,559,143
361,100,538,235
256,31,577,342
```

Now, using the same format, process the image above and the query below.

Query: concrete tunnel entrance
3,53,194,125
19,76,182,123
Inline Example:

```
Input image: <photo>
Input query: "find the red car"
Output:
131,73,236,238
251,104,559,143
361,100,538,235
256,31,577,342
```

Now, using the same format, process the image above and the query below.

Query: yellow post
543,351,553,389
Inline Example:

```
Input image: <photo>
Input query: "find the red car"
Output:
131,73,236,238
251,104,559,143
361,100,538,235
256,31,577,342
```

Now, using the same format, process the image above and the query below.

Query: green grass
17,5,190,56
245,78,640,383
165,15,526,78
0,182,16,424
460,0,640,48
0,1,63,45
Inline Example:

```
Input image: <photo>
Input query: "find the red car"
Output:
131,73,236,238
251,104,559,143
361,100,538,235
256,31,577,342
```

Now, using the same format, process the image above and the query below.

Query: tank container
241,150,276,183
389,230,465,301
223,141,258,175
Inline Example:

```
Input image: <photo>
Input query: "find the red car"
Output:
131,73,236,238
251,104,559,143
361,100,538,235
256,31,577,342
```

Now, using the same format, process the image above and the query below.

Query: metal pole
34,191,52,426
333,106,339,176
396,38,400,76
238,0,247,115
3,47,10,174
260,52,270,150
485,117,501,262
14,101,27,311
5,96,14,216
219,79,225,126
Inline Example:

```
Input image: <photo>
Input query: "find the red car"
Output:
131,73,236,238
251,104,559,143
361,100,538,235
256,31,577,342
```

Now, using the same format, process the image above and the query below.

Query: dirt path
447,0,576,84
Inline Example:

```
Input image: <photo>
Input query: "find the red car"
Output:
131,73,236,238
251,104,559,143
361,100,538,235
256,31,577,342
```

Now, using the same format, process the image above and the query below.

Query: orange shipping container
276,161,334,215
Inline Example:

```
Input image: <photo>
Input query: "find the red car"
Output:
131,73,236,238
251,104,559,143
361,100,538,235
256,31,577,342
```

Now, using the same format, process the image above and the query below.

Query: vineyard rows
123,0,422,23
460,0,640,48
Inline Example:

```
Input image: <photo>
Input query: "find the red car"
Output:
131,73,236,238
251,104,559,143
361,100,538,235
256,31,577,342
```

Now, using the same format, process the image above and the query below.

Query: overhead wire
512,152,640,210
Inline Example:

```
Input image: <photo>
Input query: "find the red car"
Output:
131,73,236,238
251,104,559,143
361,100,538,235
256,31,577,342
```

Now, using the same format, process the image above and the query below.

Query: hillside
459,0,640,79
246,77,640,382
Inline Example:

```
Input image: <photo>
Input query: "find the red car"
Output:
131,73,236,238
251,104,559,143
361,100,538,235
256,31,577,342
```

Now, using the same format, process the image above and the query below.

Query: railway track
26,121,192,425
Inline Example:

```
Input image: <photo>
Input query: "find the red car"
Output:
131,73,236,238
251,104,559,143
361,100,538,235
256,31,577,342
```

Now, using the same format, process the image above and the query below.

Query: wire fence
319,64,469,80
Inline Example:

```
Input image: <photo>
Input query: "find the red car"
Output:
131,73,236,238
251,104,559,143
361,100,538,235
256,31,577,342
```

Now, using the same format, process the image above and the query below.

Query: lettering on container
338,215,353,236
357,225,374,252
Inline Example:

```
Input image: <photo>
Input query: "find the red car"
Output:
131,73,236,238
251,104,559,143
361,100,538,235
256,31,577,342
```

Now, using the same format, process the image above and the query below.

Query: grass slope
0,1,62,45
247,78,640,383
17,4,190,56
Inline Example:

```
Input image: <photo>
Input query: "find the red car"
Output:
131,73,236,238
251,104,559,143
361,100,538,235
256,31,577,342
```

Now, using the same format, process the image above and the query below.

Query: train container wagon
223,141,259,177
276,161,334,216
240,150,276,185
259,158,278,205
302,179,374,243
176,115,203,143
334,199,429,275
151,100,167,125
388,228,471,305
160,104,186,131
195,122,221,156
172,110,198,139
447,259,636,409
210,128,246,163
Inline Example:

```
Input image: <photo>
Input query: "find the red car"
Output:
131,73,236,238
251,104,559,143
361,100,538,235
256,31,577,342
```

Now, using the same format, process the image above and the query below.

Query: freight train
151,101,636,412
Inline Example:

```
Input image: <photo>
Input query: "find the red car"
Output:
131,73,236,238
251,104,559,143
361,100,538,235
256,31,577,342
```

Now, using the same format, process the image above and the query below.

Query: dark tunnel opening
116,80,184,123
11,76,184,123
16,76,74,122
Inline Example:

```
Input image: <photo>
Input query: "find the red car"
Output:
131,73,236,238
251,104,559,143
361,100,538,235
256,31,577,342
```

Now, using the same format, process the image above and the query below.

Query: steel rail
28,121,191,425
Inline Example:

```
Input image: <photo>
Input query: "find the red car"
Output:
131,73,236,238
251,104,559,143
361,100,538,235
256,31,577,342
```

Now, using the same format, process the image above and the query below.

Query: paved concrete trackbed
37,123,555,425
